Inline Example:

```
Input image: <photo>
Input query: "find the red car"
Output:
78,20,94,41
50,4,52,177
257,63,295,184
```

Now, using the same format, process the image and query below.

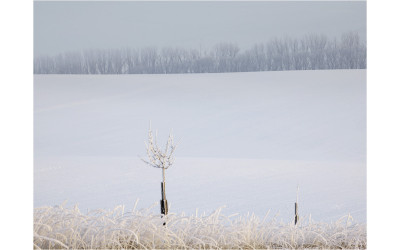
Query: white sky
34,1,366,56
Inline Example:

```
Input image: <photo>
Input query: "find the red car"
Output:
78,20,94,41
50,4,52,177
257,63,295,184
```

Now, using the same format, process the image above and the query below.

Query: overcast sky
34,1,366,57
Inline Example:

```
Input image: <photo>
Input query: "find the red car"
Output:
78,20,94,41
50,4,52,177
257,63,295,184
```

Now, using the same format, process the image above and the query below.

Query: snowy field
34,70,366,223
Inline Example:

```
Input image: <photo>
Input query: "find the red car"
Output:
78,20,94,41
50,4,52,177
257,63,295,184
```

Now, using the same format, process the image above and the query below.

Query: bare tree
142,124,178,220
214,43,240,72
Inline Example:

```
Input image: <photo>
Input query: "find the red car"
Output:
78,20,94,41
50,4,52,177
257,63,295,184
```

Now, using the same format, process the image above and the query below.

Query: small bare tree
142,124,178,220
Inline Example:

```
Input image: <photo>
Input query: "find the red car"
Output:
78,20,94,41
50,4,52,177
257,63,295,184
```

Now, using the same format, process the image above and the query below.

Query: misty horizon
34,31,366,74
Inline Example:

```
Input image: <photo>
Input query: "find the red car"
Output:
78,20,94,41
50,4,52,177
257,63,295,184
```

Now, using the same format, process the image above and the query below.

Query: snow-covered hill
34,70,366,222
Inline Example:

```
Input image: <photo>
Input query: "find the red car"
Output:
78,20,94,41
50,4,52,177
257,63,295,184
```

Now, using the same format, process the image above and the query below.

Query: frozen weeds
34,203,366,249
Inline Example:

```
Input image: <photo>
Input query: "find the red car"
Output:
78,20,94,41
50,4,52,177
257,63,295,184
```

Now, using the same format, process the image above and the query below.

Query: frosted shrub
34,203,366,249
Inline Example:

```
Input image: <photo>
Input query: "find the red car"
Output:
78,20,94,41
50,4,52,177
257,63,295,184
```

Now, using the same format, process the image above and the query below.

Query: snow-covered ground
34,70,366,223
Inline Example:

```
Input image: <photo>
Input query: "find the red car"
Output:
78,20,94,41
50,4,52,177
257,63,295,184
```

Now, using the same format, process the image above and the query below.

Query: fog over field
30,1,369,249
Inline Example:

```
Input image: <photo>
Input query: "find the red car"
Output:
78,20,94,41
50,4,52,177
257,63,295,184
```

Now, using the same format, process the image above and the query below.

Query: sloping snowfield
34,70,366,224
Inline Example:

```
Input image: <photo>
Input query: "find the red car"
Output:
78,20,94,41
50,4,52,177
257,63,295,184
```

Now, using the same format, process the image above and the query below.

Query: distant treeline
34,32,366,74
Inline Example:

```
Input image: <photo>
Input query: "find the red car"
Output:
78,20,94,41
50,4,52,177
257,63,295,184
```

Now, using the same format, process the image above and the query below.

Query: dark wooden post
160,181,168,216
295,185,299,225
295,202,299,225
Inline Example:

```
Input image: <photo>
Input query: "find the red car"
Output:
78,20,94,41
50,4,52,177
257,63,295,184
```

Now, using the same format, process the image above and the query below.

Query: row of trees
34,32,366,74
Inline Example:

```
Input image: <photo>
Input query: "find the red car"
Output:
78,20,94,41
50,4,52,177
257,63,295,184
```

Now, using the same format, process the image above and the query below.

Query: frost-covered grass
34,203,366,249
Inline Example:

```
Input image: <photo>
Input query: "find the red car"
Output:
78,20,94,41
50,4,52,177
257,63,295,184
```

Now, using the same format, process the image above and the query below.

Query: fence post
160,181,168,215
295,185,299,225
160,181,168,226
295,202,299,225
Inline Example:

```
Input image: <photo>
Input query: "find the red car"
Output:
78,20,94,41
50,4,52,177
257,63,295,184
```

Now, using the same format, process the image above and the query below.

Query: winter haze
34,1,366,56
34,0,367,226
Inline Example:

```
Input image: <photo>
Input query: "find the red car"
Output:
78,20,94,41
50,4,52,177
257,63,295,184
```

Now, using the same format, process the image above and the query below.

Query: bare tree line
34,32,366,74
